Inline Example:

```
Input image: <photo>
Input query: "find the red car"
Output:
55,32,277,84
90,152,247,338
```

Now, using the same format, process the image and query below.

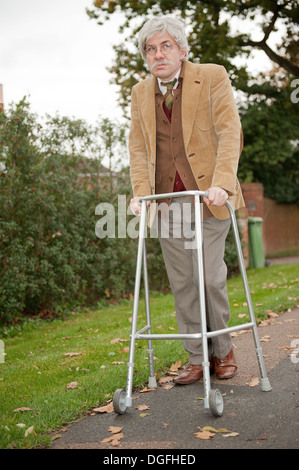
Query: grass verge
0,263,298,449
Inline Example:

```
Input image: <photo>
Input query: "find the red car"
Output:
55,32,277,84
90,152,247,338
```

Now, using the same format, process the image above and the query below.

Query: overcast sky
0,0,124,124
1,0,279,126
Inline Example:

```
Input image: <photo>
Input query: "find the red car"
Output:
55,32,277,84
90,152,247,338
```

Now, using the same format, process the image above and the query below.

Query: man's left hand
203,187,228,207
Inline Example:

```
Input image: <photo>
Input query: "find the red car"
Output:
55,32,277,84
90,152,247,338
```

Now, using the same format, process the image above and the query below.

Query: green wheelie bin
248,216,265,268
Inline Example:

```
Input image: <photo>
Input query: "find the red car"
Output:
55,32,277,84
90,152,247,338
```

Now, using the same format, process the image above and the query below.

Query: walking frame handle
139,189,236,220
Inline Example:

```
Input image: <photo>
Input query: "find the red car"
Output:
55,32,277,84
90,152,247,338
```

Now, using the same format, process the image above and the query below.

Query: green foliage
0,100,131,323
239,81,299,203
0,99,175,324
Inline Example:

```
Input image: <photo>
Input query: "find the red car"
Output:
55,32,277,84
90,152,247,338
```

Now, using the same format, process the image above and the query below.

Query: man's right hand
129,196,150,216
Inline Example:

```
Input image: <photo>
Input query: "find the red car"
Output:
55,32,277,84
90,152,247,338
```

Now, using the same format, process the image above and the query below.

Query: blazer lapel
182,62,204,149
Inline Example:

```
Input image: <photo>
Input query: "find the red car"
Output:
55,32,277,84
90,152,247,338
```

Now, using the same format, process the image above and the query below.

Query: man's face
145,31,186,81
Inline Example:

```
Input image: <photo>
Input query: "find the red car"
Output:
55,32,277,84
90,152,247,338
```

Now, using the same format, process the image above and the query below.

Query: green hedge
0,99,238,325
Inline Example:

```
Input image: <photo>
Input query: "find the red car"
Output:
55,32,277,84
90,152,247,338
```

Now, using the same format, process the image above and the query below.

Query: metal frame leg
194,193,211,409
228,203,272,391
143,243,157,388
124,200,148,408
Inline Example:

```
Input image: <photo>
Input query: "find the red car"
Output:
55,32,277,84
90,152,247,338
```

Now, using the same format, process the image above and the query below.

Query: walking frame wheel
209,389,224,417
113,388,127,415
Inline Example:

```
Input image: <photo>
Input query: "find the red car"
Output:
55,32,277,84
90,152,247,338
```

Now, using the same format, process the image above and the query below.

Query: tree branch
245,38,299,76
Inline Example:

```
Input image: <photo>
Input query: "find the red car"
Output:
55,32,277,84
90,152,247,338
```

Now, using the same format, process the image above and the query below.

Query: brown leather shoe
213,348,237,379
173,364,204,385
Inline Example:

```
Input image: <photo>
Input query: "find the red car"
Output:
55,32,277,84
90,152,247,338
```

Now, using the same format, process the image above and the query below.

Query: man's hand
129,196,150,216
203,187,228,207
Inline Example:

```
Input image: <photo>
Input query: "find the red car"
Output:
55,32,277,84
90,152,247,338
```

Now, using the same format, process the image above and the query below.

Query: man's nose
154,47,165,59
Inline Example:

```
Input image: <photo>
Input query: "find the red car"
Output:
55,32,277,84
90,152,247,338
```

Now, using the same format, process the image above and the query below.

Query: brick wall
239,183,299,258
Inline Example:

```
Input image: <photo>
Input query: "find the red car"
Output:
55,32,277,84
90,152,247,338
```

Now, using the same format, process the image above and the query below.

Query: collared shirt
157,67,181,96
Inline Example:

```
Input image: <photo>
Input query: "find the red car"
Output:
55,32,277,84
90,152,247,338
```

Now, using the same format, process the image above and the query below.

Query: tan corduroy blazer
129,60,245,221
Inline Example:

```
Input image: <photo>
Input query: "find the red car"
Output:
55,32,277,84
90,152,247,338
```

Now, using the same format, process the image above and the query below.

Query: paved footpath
50,306,299,454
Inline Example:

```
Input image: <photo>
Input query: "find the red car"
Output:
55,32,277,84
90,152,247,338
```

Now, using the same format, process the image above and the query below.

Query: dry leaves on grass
14,407,32,412
110,338,129,344
118,347,130,354
67,381,79,389
63,352,82,357
169,361,181,372
266,310,279,319
25,425,36,437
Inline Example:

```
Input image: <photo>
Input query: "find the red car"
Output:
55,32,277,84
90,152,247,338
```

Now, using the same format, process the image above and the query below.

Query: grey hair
138,16,189,61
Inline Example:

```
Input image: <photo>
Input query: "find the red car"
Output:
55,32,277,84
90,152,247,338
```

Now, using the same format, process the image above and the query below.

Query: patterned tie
161,78,177,110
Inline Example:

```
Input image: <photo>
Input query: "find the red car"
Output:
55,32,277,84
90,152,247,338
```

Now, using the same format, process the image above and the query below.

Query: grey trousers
157,196,232,365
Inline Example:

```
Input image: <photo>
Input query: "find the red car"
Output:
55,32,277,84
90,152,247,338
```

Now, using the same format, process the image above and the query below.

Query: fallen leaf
14,407,32,412
159,376,174,385
163,384,174,390
246,377,259,387
101,433,124,446
63,352,82,357
202,426,232,433
109,426,123,434
194,427,215,440
266,310,279,318
222,432,239,437
260,335,271,342
231,329,249,337
169,361,182,372
93,402,114,413
110,338,128,344
140,387,156,393
118,347,130,353
139,413,150,417
67,381,78,389
25,425,35,437
112,361,124,364
136,404,150,411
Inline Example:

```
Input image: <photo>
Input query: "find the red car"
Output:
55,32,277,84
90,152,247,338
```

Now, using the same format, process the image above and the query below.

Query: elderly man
129,16,244,384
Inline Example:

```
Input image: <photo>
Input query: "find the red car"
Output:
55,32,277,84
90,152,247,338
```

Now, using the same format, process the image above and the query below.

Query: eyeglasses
144,42,176,55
